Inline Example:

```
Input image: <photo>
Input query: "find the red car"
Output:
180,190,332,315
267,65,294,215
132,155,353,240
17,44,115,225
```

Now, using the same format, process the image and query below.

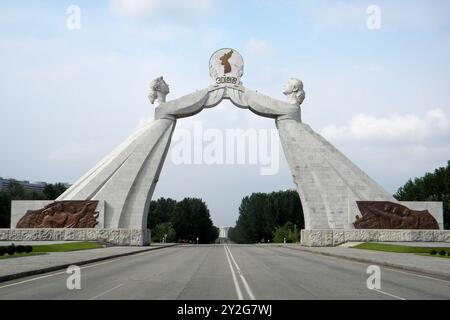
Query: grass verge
354,242,450,258
0,241,103,260
31,241,103,253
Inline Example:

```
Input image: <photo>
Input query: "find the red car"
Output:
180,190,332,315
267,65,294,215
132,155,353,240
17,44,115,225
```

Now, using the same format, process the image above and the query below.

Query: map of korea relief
209,48,243,85
220,50,233,74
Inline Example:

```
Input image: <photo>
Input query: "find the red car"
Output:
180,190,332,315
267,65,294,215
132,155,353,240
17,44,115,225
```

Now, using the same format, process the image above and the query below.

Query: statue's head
283,78,305,106
149,76,170,106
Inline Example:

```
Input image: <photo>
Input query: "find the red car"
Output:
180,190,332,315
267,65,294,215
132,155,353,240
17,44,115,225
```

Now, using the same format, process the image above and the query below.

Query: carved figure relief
16,201,99,229
354,201,439,229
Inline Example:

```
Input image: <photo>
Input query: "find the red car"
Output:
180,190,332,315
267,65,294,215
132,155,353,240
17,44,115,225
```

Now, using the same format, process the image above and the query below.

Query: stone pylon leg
276,118,394,230
57,118,176,229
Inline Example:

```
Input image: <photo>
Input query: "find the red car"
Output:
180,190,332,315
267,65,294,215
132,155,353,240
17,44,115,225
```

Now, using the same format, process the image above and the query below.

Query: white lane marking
225,245,256,300
0,247,178,290
80,257,124,270
278,246,450,284
0,271,66,290
371,288,406,300
0,257,123,290
224,246,243,300
381,267,450,284
89,284,124,300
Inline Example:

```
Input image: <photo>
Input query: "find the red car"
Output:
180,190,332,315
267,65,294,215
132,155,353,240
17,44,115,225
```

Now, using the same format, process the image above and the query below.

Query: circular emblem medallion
209,48,244,85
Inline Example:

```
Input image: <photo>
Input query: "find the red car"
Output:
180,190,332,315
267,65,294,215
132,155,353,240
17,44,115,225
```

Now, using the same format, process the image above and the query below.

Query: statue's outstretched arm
231,77,305,121
149,76,305,122
242,88,300,120
155,88,209,120
148,76,210,120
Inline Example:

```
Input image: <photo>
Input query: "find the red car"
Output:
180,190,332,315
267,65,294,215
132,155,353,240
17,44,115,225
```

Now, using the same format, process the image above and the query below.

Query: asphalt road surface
0,245,449,300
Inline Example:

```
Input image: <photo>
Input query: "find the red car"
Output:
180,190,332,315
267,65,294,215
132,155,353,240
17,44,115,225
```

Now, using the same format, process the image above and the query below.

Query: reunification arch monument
3,48,447,246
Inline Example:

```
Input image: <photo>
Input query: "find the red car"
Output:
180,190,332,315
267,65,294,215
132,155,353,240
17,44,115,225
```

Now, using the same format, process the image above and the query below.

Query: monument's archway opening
152,99,303,239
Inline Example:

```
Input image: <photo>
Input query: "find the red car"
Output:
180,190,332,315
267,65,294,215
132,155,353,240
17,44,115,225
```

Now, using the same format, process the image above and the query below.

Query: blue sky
1,0,450,226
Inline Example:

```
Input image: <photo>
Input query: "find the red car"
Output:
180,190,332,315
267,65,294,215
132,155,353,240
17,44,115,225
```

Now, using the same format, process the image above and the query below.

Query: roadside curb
281,245,450,281
0,244,178,284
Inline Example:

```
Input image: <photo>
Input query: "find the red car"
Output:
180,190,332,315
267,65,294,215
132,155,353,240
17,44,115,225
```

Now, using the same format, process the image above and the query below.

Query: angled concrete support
276,119,395,230
57,118,176,229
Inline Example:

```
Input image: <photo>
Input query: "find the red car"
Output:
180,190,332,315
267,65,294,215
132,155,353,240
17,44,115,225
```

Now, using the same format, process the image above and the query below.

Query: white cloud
246,38,270,55
109,0,213,18
293,0,450,35
200,28,231,51
319,109,450,193
321,109,450,143
109,0,159,17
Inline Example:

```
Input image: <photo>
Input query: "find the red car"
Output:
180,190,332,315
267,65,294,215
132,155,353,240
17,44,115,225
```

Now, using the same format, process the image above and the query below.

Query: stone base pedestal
0,229,150,246
301,229,450,247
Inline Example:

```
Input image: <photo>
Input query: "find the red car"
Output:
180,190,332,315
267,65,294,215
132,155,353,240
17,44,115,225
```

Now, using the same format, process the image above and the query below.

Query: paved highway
0,245,449,300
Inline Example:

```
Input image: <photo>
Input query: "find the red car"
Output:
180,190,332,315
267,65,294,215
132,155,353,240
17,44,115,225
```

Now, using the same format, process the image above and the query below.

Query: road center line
225,245,256,300
224,246,243,300
89,284,124,300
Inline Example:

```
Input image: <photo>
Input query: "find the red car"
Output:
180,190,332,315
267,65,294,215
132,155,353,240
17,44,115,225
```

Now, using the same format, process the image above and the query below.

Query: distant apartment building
0,178,8,190
0,177,69,193
219,227,230,239
217,226,231,244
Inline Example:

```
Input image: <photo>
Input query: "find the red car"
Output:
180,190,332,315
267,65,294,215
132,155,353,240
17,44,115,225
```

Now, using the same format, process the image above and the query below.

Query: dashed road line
89,284,124,300
371,288,406,300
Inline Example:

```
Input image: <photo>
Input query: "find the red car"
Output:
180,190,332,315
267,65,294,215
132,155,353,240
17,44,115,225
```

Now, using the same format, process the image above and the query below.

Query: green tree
273,222,300,243
229,190,304,244
394,160,450,229
0,190,10,228
228,225,245,244
147,197,219,244
43,183,68,200
147,197,177,229
7,180,26,199
151,222,176,243
0,180,68,228
172,198,218,244
209,226,220,244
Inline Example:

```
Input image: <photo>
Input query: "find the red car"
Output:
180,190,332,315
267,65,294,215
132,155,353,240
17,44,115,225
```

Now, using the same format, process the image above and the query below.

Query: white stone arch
57,80,394,231
7,48,445,247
